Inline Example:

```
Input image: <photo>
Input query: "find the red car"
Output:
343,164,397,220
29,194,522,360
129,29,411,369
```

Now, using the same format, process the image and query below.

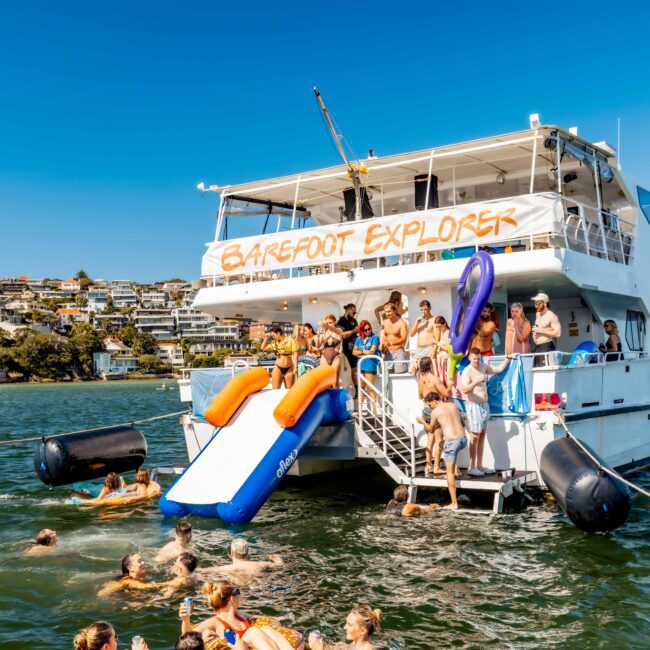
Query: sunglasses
362,327,372,332
231,588,241,597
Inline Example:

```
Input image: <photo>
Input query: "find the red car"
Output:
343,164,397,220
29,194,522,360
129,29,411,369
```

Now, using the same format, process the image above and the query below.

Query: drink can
311,630,322,639
132,636,142,649
183,596,193,613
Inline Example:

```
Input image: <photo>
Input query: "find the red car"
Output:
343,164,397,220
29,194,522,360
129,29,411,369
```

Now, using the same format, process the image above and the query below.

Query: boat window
638,186,650,224
625,310,646,351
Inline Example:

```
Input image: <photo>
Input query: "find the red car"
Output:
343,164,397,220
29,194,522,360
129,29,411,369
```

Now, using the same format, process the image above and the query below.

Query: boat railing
357,355,417,476
561,199,634,265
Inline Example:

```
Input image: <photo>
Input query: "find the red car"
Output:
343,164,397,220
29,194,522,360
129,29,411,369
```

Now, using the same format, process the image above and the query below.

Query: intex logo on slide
276,450,298,479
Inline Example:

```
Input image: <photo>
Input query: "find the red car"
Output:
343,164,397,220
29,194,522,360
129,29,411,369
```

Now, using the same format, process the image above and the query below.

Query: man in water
203,538,283,578
162,551,199,596
423,392,468,509
380,302,408,374
471,303,497,356
155,521,193,562
531,292,561,367
385,484,440,517
409,299,436,371
461,348,514,476
27,528,57,554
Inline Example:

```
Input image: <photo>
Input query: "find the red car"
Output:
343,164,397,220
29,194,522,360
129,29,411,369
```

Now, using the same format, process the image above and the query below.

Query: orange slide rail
273,364,336,428
205,367,270,427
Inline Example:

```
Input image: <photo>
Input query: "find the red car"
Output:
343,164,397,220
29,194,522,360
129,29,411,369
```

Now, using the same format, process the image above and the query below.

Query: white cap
531,292,550,303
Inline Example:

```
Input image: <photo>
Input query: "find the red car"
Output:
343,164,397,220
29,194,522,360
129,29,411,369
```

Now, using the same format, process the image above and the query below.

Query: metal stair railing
356,355,417,477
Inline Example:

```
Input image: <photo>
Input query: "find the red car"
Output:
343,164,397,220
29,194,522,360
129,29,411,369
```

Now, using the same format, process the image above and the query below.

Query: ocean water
0,381,649,650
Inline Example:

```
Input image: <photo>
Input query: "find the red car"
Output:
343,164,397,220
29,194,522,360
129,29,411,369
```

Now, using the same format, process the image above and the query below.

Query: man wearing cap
531,292,561,367
338,304,359,393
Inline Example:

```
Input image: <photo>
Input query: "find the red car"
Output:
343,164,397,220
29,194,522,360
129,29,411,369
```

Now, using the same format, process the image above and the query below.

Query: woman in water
317,314,343,385
98,553,164,597
73,621,148,650
69,472,127,503
599,319,623,361
308,605,382,650
180,579,304,650
124,468,161,500
26,528,57,554
353,320,380,417
505,302,531,356
261,326,298,389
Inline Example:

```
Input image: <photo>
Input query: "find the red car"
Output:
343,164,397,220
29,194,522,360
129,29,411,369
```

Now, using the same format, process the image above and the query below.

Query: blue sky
1,1,648,283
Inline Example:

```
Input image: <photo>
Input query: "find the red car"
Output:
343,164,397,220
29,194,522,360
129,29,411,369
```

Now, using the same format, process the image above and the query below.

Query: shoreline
0,373,180,385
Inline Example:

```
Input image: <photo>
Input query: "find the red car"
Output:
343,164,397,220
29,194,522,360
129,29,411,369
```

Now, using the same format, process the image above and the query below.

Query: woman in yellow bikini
180,579,303,650
261,327,298,389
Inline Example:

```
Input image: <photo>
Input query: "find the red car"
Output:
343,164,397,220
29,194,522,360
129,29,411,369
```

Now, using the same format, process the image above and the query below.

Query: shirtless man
471,304,497,356
380,302,408,374
27,528,57,555
409,299,436,371
155,521,193,563
162,551,199,597
417,357,451,476
424,392,468,509
531,292,562,367
461,348,514,476
203,538,283,578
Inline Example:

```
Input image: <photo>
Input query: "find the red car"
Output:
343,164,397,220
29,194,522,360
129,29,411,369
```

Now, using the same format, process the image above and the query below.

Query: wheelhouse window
625,310,646,351
638,186,650,224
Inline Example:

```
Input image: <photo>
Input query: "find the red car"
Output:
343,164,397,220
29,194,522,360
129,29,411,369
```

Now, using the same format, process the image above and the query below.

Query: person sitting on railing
380,303,408,374
417,357,451,477
261,326,298,389
599,319,623,362
505,302,532,355
409,299,436,372
374,290,405,324
531,292,561,367
353,320,380,417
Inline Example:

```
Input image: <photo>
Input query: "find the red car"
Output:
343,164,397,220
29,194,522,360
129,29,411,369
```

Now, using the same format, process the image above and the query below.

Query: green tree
79,277,92,291
138,354,161,373
70,322,103,376
132,332,158,356
117,323,138,348
11,331,74,379
75,269,90,280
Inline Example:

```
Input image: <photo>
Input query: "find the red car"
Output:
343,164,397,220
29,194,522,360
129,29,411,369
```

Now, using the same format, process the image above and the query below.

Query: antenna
617,117,622,170
313,86,364,221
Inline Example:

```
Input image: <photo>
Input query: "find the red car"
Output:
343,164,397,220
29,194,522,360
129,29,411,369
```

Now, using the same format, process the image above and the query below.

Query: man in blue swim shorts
423,392,467,509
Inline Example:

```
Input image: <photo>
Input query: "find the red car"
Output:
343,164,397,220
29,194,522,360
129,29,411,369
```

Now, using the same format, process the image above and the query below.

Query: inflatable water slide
159,365,350,523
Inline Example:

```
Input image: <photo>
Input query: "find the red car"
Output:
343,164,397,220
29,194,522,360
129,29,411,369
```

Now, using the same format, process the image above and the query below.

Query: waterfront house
133,308,176,340
92,351,139,378
155,342,184,369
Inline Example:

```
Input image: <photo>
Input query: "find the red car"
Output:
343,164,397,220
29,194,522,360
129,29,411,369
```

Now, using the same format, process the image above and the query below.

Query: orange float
205,367,270,427
273,364,336,428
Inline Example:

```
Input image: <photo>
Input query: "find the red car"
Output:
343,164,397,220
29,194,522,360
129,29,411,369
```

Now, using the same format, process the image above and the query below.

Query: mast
313,86,364,221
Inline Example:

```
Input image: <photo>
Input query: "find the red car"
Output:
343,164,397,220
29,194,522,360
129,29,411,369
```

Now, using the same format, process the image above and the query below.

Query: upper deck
201,127,642,283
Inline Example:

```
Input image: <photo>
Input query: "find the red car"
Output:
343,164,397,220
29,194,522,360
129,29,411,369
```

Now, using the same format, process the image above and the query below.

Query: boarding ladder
354,356,536,513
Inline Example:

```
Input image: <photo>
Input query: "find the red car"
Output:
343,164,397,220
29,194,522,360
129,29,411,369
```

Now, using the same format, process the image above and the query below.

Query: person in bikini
124,468,161,500
409,299,436,372
374,290,405,324
317,314,343,385
384,484,440,517
181,579,303,650
416,357,450,477
380,303,408,374
261,326,298,389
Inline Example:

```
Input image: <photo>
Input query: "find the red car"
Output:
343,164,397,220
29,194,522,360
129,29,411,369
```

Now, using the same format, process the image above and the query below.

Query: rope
555,412,650,499
0,410,189,446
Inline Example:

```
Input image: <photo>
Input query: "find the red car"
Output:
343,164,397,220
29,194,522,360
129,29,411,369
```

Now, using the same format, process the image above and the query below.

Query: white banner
202,194,563,277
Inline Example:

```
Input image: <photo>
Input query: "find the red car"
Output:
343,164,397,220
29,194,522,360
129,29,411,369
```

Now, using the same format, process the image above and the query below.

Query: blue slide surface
160,388,349,523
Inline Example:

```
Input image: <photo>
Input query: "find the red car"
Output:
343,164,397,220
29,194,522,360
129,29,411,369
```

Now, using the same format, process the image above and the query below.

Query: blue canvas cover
190,368,243,418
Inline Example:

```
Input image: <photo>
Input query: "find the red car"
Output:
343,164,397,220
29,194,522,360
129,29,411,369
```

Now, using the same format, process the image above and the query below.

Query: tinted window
625,310,646,351
638,186,650,224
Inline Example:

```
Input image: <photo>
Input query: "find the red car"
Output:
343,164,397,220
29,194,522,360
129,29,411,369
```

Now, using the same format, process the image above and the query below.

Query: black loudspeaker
343,187,374,220
414,174,439,210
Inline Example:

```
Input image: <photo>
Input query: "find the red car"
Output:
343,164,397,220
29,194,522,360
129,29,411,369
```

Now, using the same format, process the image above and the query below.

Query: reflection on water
1,381,649,649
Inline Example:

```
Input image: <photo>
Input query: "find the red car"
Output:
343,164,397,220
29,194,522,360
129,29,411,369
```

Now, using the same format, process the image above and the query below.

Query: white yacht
177,117,650,512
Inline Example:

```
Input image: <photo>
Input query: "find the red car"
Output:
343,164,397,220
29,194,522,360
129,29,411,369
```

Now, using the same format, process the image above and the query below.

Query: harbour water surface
1,381,649,649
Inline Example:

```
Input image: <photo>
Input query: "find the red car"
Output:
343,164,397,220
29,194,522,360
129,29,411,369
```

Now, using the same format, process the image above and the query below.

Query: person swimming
73,620,148,650
155,521,193,563
69,472,127,504
308,605,383,650
202,538,283,579
98,553,164,597
26,528,58,554
180,579,303,650
384,485,439,518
